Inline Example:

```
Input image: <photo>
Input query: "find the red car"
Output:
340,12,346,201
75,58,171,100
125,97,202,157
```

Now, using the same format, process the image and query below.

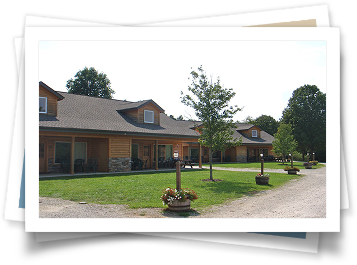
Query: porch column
199,143,202,168
70,136,75,174
155,140,159,170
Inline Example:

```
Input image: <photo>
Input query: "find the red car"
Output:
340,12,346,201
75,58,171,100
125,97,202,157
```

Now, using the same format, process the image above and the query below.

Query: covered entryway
39,132,110,174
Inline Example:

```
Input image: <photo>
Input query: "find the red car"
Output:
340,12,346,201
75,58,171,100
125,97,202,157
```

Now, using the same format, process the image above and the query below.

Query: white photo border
25,27,340,232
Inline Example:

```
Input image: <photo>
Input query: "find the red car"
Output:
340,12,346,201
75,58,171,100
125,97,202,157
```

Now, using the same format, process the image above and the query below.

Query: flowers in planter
160,187,198,206
303,162,313,168
255,173,270,178
309,161,319,165
283,166,300,172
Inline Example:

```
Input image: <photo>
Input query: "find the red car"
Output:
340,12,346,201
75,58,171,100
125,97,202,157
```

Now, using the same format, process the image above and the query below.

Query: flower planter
255,176,269,185
304,165,312,169
288,170,298,175
168,199,191,212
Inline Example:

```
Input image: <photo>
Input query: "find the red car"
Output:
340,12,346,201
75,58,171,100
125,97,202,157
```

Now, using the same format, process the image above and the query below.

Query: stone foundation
108,157,131,172
236,155,247,163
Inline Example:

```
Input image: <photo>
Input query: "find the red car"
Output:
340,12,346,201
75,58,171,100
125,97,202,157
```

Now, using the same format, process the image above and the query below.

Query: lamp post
260,153,264,175
289,153,293,168
313,152,315,161
176,161,181,190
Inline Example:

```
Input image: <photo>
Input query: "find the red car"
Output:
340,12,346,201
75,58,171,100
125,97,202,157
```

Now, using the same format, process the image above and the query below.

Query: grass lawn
39,169,301,211
202,161,325,170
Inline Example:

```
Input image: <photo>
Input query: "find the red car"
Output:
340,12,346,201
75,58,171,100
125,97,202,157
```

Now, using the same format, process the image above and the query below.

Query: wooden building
39,82,275,174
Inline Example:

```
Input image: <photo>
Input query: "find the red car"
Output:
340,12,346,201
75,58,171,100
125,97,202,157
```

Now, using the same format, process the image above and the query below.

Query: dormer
119,100,164,126
237,124,262,138
39,81,64,116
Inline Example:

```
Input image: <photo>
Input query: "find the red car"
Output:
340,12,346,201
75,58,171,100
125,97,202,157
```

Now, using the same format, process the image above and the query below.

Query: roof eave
39,127,200,139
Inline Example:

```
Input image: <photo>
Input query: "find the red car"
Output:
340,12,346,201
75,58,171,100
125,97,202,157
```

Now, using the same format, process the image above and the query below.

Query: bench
181,161,197,168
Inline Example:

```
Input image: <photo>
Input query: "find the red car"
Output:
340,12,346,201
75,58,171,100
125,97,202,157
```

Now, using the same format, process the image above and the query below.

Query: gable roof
39,81,64,100
117,99,165,113
236,130,274,145
39,92,199,138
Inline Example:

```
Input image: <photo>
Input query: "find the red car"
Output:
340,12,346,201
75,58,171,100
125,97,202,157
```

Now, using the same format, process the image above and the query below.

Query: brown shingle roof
39,92,199,138
39,91,274,143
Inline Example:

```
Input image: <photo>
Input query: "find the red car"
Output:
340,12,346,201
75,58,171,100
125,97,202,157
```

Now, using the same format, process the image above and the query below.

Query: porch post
155,140,159,170
199,143,202,168
70,136,75,174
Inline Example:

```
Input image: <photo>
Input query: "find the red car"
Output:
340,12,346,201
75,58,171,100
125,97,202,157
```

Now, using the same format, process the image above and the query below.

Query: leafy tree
241,115,255,124
272,123,297,164
281,84,326,161
66,67,115,99
254,115,280,136
181,66,242,181
169,114,184,120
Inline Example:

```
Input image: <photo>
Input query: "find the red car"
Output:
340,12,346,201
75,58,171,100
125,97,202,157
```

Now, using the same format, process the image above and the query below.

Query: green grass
39,169,301,211
202,161,325,170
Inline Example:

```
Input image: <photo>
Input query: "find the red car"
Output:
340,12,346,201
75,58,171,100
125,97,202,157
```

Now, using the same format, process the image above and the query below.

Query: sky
39,40,326,122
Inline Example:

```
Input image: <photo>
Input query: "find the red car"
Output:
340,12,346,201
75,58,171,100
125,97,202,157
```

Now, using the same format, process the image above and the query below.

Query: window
39,143,45,158
39,97,47,113
55,142,87,164
190,148,199,159
131,144,139,159
143,146,150,156
144,110,154,123
252,130,258,137
165,145,173,159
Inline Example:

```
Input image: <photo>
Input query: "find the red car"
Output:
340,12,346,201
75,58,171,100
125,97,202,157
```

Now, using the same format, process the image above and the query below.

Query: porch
39,131,202,174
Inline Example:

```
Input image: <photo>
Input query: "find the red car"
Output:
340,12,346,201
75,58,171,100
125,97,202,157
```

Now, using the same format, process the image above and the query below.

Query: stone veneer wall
236,155,247,163
108,157,131,172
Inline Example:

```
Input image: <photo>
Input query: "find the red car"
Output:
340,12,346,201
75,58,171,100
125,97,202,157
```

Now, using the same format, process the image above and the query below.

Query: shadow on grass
199,179,273,197
39,168,203,181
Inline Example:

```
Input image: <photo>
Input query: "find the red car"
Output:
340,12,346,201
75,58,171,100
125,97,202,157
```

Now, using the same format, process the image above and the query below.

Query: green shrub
284,166,300,172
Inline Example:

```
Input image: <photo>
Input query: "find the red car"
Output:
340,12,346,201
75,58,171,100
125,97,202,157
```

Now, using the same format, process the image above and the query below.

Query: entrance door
143,145,151,168
39,142,46,173
98,140,109,172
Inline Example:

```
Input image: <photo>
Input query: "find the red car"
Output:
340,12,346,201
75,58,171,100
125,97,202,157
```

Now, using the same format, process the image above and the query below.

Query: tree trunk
209,146,213,180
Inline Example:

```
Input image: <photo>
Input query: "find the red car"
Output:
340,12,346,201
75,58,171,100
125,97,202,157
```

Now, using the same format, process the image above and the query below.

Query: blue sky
39,40,326,122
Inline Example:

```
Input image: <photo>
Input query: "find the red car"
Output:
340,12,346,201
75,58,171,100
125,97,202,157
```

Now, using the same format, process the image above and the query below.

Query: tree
281,84,326,161
241,115,255,124
272,123,297,164
66,67,115,99
181,66,242,181
254,115,280,136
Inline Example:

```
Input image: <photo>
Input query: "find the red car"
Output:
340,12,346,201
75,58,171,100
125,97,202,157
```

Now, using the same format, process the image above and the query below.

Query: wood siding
110,136,131,158
241,126,261,138
39,85,59,116
137,103,161,125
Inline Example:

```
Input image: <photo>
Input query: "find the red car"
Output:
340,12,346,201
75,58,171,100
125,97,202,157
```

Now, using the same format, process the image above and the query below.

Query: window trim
39,97,48,114
252,130,258,137
144,110,154,123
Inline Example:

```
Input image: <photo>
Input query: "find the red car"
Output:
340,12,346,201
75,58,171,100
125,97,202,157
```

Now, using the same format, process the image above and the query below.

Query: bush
284,166,300,172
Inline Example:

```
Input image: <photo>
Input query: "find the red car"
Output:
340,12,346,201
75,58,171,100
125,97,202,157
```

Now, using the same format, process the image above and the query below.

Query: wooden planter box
168,199,191,212
287,170,298,175
255,176,269,185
